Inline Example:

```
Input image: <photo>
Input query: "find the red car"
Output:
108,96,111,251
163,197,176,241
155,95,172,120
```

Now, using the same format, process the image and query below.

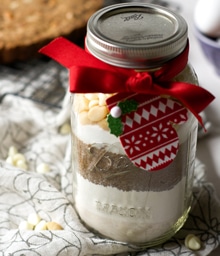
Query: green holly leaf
118,99,138,114
107,114,123,137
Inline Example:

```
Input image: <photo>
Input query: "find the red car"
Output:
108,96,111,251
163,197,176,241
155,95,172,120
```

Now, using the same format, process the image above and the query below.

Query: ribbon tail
39,37,117,71
158,82,215,130
39,37,83,68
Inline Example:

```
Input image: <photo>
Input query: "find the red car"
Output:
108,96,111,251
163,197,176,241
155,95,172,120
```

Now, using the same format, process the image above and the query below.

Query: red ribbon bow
39,37,214,127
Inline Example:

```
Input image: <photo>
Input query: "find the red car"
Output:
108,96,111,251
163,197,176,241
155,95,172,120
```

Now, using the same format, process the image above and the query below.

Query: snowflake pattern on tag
106,93,188,171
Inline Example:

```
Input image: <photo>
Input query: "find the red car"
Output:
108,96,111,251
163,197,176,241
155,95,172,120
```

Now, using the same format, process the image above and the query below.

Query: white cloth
0,59,219,256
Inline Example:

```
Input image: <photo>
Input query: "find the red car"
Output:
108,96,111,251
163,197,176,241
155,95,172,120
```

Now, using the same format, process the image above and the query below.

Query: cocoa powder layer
73,134,189,192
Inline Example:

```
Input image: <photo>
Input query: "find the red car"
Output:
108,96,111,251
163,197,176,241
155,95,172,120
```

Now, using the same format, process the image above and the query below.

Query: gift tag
106,93,188,171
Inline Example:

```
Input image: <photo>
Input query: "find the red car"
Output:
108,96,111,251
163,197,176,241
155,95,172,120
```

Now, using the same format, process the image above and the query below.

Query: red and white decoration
107,93,188,171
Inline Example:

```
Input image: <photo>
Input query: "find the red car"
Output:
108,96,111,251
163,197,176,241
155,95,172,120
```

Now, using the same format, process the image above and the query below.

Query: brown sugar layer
0,0,103,63
74,135,190,192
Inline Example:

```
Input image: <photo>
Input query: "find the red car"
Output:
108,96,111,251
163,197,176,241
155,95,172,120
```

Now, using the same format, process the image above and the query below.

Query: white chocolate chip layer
74,93,112,130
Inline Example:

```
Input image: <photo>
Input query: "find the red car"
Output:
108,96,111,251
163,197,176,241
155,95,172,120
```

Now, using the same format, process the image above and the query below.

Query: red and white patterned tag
106,93,188,171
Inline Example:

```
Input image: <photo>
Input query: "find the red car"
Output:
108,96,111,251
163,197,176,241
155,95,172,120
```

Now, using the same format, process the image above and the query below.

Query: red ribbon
39,37,214,127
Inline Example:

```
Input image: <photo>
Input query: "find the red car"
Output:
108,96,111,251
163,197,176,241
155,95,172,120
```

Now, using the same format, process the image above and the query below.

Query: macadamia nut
46,222,63,230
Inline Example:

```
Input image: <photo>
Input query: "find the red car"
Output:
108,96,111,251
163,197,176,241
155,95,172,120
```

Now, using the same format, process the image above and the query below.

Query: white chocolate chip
188,238,201,250
89,99,99,109
19,220,34,230
36,163,51,174
34,220,47,231
84,93,98,101
13,153,26,164
87,105,108,122
16,159,28,170
6,148,28,170
98,119,109,131
79,111,92,125
8,146,18,156
98,93,107,106
59,122,71,135
185,234,202,250
6,156,14,165
185,234,194,242
27,213,41,226
74,94,89,112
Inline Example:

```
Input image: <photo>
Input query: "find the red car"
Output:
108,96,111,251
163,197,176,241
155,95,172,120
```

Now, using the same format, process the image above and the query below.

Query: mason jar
71,3,199,246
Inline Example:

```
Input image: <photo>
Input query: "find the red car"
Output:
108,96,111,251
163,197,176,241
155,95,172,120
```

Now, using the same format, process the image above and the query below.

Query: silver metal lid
86,3,188,68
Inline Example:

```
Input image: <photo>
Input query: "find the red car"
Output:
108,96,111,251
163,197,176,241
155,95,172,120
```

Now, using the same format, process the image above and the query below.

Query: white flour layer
74,111,195,147
74,173,187,243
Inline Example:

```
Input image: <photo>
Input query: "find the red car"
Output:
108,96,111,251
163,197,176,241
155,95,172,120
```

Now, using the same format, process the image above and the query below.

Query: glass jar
71,3,198,246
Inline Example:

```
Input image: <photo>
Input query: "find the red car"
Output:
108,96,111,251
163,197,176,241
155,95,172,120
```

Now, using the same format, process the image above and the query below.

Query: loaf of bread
0,0,103,63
